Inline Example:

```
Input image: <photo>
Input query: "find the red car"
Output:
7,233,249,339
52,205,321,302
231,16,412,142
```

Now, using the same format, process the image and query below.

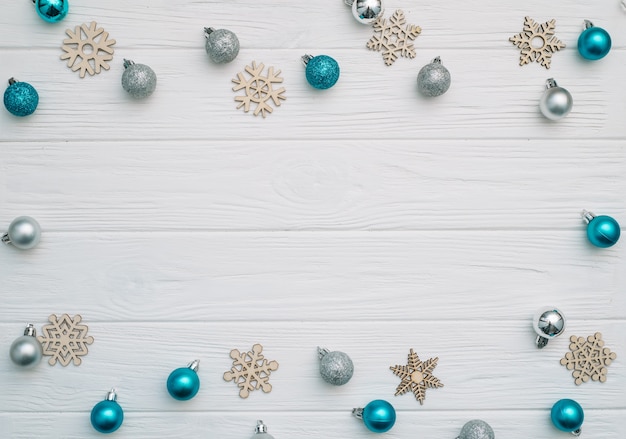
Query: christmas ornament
9,324,43,368
204,27,240,64
578,20,611,60
533,306,566,348
3,78,39,117
367,10,421,66
34,0,68,23
456,420,495,439
2,216,41,250
509,16,565,69
318,346,354,385
223,343,279,398
302,55,340,90
232,62,286,118
417,57,451,97
167,360,200,400
581,210,620,248
61,22,116,78
539,78,572,120
37,314,94,366
551,399,583,436
352,399,396,433
121,59,157,99
345,0,384,25
560,332,616,385
251,420,275,439
91,389,124,434
390,348,443,405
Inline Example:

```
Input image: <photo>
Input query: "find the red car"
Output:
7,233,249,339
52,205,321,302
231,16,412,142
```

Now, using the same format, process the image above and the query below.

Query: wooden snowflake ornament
232,61,286,118
37,314,94,366
390,348,443,405
61,22,116,78
223,344,279,398
367,10,421,66
560,333,617,385
509,17,565,69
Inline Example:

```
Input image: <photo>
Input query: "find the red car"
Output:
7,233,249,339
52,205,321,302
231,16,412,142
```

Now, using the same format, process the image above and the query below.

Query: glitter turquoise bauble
91,392,124,434
359,400,396,433
583,211,620,248
578,22,611,60
167,361,200,400
304,55,340,90
551,399,584,434
4,79,39,117
35,0,69,23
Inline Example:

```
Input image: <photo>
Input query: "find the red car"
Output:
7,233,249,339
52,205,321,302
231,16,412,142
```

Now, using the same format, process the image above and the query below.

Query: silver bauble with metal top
2,216,41,250
10,324,43,368
318,347,354,385
417,57,451,97
540,78,572,120
204,28,240,64
121,59,157,99
533,306,566,348
456,420,495,439
345,0,384,24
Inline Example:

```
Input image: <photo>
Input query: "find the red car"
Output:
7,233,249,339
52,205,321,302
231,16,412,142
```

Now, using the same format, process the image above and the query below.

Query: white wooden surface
1,0,624,438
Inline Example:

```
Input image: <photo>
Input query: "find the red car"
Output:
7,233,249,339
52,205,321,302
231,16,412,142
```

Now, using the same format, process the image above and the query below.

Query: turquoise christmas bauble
578,25,611,60
304,55,340,90
551,399,584,433
586,215,620,248
361,400,396,433
167,366,200,400
35,0,69,23
91,400,124,434
4,79,39,117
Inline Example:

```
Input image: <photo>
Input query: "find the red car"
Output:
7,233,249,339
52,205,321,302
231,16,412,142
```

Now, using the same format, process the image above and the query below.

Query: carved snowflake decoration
37,314,94,366
367,10,421,66
560,332,617,385
509,16,565,69
390,348,443,405
223,344,279,398
61,22,116,78
232,61,286,118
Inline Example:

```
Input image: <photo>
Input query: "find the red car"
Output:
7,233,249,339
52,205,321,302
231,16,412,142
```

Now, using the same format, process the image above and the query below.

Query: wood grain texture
0,0,624,438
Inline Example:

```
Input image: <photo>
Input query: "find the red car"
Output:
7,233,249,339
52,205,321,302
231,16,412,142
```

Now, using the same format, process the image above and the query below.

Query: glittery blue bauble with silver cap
91,390,124,434
302,55,340,90
4,78,39,117
578,20,611,60
167,360,201,400
582,209,620,248
551,399,584,435
35,0,69,23
353,399,396,433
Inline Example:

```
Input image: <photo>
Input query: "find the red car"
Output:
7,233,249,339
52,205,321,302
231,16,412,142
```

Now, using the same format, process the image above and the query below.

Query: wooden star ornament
390,348,443,405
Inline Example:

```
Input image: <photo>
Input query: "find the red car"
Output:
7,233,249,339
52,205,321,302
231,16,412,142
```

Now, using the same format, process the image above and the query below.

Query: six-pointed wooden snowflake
367,10,421,66
390,348,443,405
509,16,565,69
560,332,617,385
37,314,94,366
223,344,279,398
61,22,116,78
232,61,286,118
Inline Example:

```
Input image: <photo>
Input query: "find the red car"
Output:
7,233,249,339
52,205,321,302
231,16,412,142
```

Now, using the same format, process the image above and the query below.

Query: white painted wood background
1,0,625,437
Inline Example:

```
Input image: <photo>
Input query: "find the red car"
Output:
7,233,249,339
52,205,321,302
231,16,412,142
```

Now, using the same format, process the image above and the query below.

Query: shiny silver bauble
10,325,43,368
540,78,573,120
346,0,384,24
456,419,495,439
318,347,354,385
533,306,566,348
417,57,451,97
121,60,157,99
204,28,240,64
2,216,41,250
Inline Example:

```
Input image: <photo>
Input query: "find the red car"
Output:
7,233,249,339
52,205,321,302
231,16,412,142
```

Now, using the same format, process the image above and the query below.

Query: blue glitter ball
4,80,39,117
305,55,340,90
35,0,69,23
578,25,611,60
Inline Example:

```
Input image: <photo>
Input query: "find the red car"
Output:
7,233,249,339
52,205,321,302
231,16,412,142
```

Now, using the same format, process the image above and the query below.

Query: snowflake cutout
390,348,443,405
367,10,421,66
61,22,116,78
509,16,565,69
37,314,94,366
223,344,279,398
560,332,617,385
232,61,286,118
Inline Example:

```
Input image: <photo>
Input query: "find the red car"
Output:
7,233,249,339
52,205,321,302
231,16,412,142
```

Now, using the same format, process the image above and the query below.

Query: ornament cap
8,77,16,86
106,389,118,401
536,335,549,348
255,420,268,434
572,428,582,436
301,54,314,66
204,27,215,37
188,359,200,372
583,20,593,30
546,78,558,89
344,0,354,6
23,324,36,337
352,407,364,418
581,209,595,224
317,346,330,359
1,233,10,245
432,56,442,64
123,59,135,69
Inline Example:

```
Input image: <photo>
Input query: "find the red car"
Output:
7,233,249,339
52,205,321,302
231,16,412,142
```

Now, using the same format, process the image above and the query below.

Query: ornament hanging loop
24,324,36,336
546,78,558,89
432,56,442,64
204,27,215,38
581,209,595,224
301,54,313,66
317,346,330,359
583,20,593,30
255,420,268,433
1,233,11,245
188,359,200,371
572,428,581,436
8,77,16,86
352,407,364,419
122,59,135,69
106,389,118,401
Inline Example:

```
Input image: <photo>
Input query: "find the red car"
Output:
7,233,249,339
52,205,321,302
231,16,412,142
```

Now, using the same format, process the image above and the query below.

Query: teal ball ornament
582,210,620,248
4,78,39,117
303,55,340,90
353,399,396,433
35,0,69,23
90,390,124,434
578,21,611,60
167,360,200,400
551,399,584,434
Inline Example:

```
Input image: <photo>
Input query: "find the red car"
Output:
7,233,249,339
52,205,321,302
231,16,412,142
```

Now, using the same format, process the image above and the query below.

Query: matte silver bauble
533,306,566,348
10,324,43,368
2,216,41,250
121,59,157,99
318,347,354,385
251,420,275,439
417,56,451,97
456,419,495,439
204,27,240,64
345,0,384,25
539,78,572,120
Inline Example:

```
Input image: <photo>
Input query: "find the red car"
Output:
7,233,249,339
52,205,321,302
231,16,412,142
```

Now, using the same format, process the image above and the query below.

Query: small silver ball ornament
533,306,566,348
10,324,43,368
456,420,495,439
345,0,384,25
318,347,354,385
204,27,240,64
2,216,41,250
417,57,451,97
540,78,572,120
121,59,157,99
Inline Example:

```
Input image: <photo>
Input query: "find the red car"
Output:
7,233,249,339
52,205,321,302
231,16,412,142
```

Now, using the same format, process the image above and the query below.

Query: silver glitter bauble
539,78,572,120
456,420,495,439
10,324,43,368
533,306,566,348
2,216,41,250
204,27,240,64
121,59,157,99
251,420,275,439
345,0,384,24
318,347,354,385
417,57,451,97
